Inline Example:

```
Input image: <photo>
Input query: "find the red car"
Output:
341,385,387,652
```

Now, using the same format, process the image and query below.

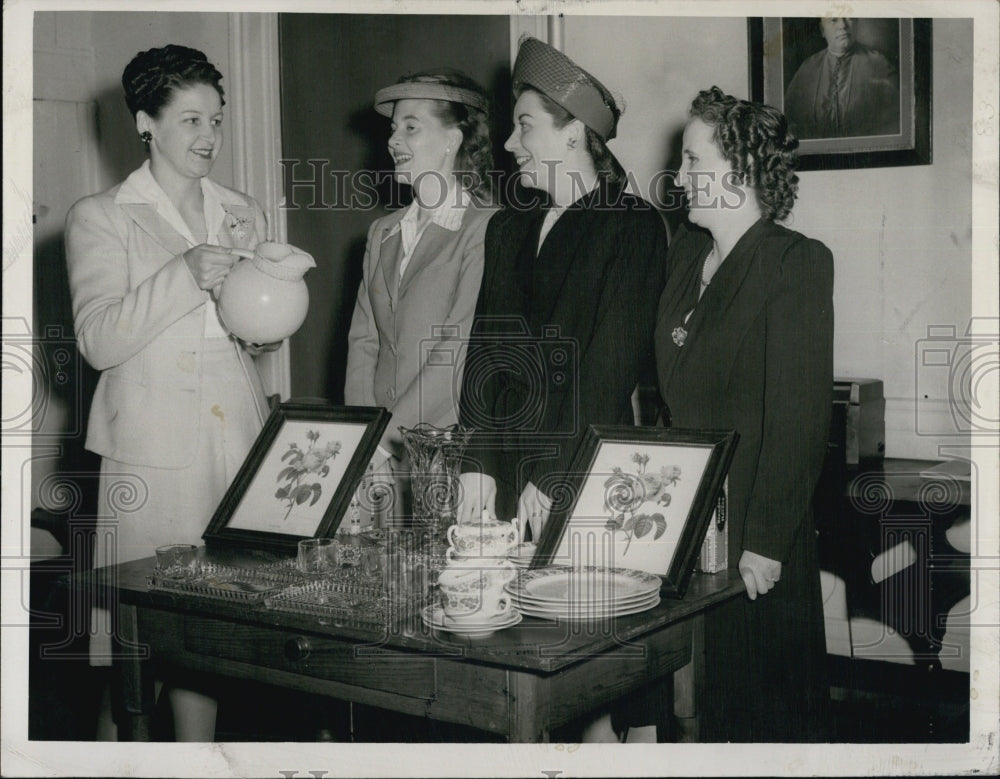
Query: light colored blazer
345,197,496,456
65,166,269,468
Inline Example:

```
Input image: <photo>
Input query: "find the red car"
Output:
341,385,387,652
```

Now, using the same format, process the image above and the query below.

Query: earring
140,131,152,143
567,138,577,150
445,147,451,155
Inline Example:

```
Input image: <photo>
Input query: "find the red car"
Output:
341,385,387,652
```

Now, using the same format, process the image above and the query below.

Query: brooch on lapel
224,209,253,243
671,326,688,347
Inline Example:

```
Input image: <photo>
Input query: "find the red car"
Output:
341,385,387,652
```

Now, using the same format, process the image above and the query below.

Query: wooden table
95,554,744,742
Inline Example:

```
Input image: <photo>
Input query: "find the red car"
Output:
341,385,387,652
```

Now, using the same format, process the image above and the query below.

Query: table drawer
184,617,437,699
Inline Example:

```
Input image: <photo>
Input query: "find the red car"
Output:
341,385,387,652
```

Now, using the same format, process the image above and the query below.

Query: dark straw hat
512,37,619,140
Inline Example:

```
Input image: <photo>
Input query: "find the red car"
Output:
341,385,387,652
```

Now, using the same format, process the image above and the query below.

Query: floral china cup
446,519,519,559
437,566,512,623
443,554,517,586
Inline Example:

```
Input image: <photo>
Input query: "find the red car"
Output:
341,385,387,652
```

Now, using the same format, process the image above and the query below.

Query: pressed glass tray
145,539,443,621
264,579,428,627
146,559,301,603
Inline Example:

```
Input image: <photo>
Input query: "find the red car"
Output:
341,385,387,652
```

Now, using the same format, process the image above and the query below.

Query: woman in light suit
66,44,271,741
345,70,496,521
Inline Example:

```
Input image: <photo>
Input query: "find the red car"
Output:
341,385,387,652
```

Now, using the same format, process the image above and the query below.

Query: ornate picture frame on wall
202,402,391,553
749,17,932,170
534,426,738,598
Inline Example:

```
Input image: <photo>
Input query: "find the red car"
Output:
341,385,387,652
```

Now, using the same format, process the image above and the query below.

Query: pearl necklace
701,247,721,288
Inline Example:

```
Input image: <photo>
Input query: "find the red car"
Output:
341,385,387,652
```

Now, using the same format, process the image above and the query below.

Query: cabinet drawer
184,617,437,699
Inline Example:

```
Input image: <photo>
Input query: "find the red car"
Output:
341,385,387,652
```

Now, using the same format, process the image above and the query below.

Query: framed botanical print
202,402,390,553
534,425,738,597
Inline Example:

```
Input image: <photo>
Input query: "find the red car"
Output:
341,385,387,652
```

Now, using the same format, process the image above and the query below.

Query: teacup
437,566,512,623
446,519,519,559
444,555,517,588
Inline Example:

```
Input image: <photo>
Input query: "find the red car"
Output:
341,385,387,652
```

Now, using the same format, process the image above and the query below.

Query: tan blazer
65,168,269,468
345,198,496,456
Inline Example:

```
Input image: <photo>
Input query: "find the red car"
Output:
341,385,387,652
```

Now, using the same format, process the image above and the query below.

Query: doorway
278,13,512,400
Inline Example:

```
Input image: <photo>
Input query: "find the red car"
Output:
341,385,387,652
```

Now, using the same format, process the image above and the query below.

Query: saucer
421,605,522,638
508,542,537,567
445,554,511,567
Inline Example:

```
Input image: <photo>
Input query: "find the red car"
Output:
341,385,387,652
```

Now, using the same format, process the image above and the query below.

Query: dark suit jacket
654,218,834,740
461,182,667,519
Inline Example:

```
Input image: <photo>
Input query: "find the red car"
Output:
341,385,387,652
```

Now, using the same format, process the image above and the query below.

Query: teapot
217,241,315,343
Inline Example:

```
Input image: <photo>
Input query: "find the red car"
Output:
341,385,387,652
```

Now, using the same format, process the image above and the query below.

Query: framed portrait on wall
749,17,932,170
202,402,391,553
534,426,738,598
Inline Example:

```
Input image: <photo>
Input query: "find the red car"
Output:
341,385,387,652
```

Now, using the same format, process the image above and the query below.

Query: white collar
399,186,470,233
114,160,243,246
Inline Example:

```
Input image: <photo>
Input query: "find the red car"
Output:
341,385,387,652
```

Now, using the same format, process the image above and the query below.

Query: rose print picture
604,453,683,555
544,437,715,578
275,430,342,521
225,419,370,537
202,403,391,553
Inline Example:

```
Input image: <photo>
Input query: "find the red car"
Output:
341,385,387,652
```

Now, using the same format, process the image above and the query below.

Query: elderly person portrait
654,86,833,741
784,17,901,138
344,70,497,522
65,44,275,741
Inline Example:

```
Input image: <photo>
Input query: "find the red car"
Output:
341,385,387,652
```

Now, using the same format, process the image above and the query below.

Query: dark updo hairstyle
397,70,494,200
689,86,799,221
515,84,627,188
122,44,225,121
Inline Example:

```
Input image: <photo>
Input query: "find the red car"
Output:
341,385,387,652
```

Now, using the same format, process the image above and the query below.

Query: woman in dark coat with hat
457,38,667,541
655,86,833,741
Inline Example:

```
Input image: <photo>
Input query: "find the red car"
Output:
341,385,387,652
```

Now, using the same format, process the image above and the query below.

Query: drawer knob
285,636,311,661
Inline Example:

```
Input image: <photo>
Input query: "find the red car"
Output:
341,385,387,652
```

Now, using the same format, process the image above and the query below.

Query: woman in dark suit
457,37,667,537
654,86,833,741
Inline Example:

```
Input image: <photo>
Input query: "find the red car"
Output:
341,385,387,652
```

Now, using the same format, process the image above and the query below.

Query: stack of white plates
508,542,537,569
505,566,662,621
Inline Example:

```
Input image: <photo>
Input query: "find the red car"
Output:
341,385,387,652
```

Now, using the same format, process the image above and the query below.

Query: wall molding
510,14,555,63
33,47,96,103
228,12,290,399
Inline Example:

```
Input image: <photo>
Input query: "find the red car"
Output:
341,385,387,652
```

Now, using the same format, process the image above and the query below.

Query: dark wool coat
654,218,834,741
461,182,668,523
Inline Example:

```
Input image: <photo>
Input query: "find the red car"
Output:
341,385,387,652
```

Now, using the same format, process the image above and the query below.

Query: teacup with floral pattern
446,519,519,559
437,566,512,623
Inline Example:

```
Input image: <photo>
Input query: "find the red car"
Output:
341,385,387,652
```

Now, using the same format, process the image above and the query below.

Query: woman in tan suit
66,44,272,741
345,70,496,521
